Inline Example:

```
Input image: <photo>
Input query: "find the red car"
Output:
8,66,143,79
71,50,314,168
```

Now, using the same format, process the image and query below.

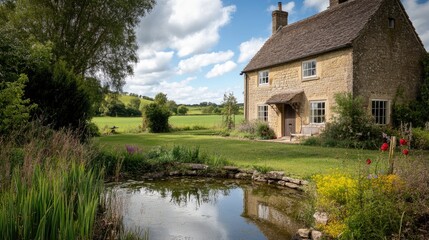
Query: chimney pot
272,2,288,35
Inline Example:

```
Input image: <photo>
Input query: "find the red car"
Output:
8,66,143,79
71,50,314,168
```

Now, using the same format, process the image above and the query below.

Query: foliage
142,102,171,133
392,53,429,127
314,172,403,239
0,74,36,136
96,145,231,177
201,105,221,114
177,105,189,115
25,59,93,131
0,124,104,240
319,93,382,149
412,127,429,150
6,0,155,90
255,121,276,139
230,120,276,140
104,97,141,117
221,92,239,130
154,92,168,106
167,100,178,115
81,77,107,116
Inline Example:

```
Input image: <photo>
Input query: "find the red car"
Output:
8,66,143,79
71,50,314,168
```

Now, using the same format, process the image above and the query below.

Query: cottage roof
242,0,384,73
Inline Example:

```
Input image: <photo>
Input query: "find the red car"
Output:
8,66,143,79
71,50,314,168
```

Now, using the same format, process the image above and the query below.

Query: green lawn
93,115,245,133
95,131,384,179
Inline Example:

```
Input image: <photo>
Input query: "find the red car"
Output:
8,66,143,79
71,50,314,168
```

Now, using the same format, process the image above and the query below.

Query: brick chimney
330,0,349,8
272,2,288,34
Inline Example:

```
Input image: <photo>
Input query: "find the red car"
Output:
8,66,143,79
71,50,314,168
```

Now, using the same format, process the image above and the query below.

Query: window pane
371,100,388,124
310,101,325,124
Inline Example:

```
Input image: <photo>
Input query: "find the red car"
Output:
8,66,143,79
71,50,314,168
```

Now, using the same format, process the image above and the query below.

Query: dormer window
302,60,317,79
258,70,269,85
388,18,395,29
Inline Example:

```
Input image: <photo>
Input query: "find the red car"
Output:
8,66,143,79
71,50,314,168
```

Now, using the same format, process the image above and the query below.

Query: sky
123,0,429,104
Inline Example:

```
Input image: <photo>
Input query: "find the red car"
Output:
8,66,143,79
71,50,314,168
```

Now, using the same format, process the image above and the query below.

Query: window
258,105,268,122
302,60,317,79
388,18,395,29
310,101,325,124
372,100,389,124
258,70,269,85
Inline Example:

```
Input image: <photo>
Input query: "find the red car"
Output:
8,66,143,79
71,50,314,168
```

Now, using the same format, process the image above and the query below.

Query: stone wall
352,0,426,119
245,48,353,137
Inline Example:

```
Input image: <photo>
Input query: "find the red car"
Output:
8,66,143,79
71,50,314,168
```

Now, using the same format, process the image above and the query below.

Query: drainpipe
244,73,248,121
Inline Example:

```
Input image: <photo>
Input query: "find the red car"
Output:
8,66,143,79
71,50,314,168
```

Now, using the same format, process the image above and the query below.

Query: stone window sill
302,76,320,82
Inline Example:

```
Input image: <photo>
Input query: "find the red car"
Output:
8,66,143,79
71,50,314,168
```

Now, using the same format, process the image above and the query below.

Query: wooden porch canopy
265,90,304,104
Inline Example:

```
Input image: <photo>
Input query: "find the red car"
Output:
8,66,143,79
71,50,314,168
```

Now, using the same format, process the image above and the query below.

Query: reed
0,123,104,240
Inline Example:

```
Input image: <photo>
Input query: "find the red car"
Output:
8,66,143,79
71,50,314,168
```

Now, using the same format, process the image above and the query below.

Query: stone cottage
241,0,427,138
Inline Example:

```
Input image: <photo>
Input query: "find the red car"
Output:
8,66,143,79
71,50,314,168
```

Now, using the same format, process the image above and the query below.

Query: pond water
110,178,307,240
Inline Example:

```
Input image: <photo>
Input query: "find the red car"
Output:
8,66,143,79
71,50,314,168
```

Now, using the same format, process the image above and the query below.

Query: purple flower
125,145,138,154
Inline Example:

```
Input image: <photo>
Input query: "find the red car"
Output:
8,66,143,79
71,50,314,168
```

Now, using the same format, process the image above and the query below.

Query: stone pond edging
137,163,309,191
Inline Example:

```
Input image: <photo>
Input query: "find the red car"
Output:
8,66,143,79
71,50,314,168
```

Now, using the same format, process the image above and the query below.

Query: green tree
222,92,239,130
81,77,107,116
154,92,168,106
177,105,188,115
25,60,92,130
0,74,36,135
142,103,170,133
167,100,178,115
129,98,141,110
5,0,155,90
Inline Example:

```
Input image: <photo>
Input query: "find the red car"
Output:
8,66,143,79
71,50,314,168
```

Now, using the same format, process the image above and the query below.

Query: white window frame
371,99,389,125
258,105,268,122
310,101,326,124
302,59,317,79
258,70,269,86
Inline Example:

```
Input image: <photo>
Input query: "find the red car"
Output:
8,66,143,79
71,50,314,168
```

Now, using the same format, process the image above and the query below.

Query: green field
95,131,386,179
118,95,152,106
93,115,245,133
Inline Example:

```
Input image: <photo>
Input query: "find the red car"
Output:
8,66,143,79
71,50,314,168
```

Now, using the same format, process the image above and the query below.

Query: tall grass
0,123,105,240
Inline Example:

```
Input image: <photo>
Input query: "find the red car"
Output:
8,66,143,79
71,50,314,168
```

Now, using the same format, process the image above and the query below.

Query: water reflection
111,178,306,240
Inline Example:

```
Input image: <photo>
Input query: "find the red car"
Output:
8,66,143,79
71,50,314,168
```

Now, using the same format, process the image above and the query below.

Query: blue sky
124,0,429,104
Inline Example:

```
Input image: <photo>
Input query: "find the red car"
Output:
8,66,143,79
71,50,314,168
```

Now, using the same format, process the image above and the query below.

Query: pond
109,177,308,240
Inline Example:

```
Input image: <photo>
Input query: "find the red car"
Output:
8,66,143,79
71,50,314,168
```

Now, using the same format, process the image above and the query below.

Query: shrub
231,120,276,140
177,105,188,115
412,128,429,150
142,103,171,133
319,93,382,149
256,121,276,139
314,172,403,239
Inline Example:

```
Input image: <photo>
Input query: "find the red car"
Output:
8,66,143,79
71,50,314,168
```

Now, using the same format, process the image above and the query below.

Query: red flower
366,158,372,165
380,143,389,152
399,138,407,146
402,149,409,155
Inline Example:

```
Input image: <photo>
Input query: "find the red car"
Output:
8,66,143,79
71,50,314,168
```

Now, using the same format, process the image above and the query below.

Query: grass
93,115,245,133
118,95,152,106
94,131,384,179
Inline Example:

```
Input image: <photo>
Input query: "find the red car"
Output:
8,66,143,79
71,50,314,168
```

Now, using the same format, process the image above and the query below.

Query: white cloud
238,38,266,63
267,2,296,13
402,0,429,50
136,0,236,57
303,0,329,12
177,50,234,74
146,78,224,104
135,50,174,74
206,61,237,78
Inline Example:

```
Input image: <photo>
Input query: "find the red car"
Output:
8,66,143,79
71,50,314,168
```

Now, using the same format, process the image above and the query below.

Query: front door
284,104,296,136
